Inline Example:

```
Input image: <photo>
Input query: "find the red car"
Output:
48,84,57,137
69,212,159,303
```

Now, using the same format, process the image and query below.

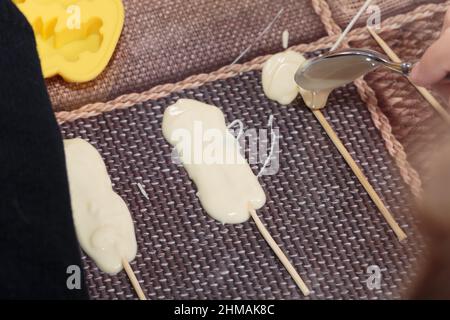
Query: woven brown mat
350,5,450,183
47,0,328,112
60,66,425,299
328,0,445,29
45,0,442,112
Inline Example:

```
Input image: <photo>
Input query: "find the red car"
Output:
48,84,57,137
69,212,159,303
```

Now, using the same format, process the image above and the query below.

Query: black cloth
0,0,88,299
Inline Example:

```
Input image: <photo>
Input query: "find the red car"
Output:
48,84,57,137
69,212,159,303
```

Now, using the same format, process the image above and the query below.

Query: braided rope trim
354,79,423,198
55,1,448,197
310,0,426,198
311,0,343,36
54,38,332,123
55,1,447,125
55,2,445,123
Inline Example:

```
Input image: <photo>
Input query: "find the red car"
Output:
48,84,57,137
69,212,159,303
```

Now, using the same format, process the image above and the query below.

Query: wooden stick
331,0,373,51
367,26,450,125
248,203,310,296
312,109,407,241
122,258,147,300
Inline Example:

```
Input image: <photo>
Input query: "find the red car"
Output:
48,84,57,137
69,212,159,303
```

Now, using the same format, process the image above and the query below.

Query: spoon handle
385,61,450,81
383,61,412,76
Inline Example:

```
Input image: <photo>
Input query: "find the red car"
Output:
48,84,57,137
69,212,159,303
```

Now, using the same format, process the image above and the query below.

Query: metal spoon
294,48,413,91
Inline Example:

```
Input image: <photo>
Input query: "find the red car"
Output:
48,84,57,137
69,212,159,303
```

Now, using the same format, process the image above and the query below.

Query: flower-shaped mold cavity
14,0,124,82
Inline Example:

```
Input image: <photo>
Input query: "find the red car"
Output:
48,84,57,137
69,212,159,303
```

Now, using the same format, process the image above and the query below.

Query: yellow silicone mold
14,0,124,82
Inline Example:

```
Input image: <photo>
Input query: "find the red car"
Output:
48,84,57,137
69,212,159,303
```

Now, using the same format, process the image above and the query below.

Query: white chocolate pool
64,138,137,274
162,99,266,224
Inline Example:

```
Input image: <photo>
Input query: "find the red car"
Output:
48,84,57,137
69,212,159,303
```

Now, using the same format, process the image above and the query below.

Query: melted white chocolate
262,51,306,105
262,50,331,109
162,99,266,224
298,86,332,110
64,138,137,274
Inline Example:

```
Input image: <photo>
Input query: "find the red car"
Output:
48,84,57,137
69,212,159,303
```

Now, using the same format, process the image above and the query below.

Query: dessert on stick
64,138,146,300
162,99,310,295
262,51,406,240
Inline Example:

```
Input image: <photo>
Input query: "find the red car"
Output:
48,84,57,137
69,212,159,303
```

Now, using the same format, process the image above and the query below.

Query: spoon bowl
294,48,412,91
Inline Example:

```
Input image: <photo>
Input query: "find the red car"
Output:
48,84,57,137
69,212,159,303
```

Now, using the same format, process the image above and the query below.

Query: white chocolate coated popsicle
64,138,137,274
162,99,266,224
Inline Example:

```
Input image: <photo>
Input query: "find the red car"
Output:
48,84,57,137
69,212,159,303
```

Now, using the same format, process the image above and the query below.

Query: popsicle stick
312,109,407,240
367,26,450,125
248,203,310,296
122,258,147,300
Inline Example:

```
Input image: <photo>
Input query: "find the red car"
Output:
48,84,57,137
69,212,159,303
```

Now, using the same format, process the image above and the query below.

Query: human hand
410,8,450,104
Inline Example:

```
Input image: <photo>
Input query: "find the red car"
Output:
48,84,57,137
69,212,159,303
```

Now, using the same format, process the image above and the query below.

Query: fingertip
410,62,427,86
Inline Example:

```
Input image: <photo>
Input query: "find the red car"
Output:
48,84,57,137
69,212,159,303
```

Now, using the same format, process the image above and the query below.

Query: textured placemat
349,4,450,183
45,0,442,112
47,0,328,112
60,67,425,300
328,0,444,29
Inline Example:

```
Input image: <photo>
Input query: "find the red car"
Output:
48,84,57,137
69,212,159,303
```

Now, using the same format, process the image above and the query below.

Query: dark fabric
60,68,425,300
0,0,88,299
